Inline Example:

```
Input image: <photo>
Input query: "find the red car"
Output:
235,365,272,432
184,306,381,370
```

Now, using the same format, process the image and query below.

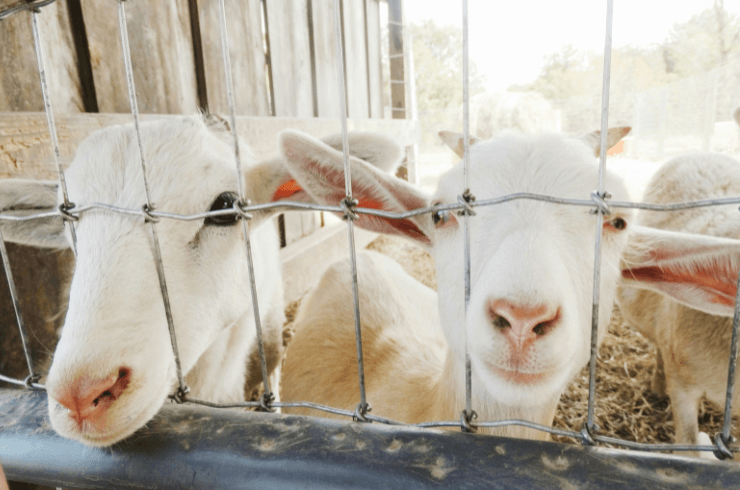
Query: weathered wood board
310,0,341,119
365,0,384,119
79,0,198,114
266,0,313,118
0,2,82,113
0,112,420,178
197,0,270,116
343,0,370,119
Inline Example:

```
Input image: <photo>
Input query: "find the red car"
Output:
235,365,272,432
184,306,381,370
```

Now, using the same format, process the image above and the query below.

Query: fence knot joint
58,202,78,222
580,422,599,446
460,409,478,433
141,204,160,224
457,190,476,217
258,392,276,413
24,374,41,390
713,433,735,460
353,402,372,423
590,190,612,216
171,386,190,404
341,197,359,221
234,199,253,221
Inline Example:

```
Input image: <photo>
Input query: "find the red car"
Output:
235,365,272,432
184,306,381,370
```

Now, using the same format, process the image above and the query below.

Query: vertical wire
586,0,614,434
31,10,78,256
216,0,272,399
0,229,36,381
461,0,474,423
721,257,740,444
117,0,188,397
332,0,369,413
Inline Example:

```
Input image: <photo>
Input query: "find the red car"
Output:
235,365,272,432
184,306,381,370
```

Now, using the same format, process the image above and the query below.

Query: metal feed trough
1,0,740,488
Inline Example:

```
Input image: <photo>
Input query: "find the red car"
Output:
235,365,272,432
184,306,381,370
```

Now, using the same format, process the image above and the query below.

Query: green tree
408,20,487,142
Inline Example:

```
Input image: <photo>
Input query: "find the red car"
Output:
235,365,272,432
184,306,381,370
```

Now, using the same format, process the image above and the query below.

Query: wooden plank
196,0,269,116
310,0,341,118
343,0,370,118
0,1,82,113
79,0,198,114
388,0,405,120
0,113,420,179
365,0,384,119
266,0,313,118
280,222,377,302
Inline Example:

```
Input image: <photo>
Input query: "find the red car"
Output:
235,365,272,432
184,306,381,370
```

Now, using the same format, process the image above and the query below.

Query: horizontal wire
4,194,740,224
2,373,737,453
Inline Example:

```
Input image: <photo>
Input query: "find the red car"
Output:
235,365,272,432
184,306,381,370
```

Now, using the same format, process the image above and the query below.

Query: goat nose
487,299,560,344
51,368,131,422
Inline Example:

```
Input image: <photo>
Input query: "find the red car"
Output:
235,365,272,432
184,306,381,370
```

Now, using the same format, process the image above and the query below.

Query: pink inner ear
622,265,738,307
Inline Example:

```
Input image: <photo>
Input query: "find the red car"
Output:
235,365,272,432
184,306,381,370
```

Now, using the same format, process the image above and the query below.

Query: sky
404,0,740,92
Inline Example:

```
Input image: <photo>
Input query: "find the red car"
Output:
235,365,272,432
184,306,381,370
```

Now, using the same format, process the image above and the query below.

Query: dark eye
205,192,239,226
610,217,627,231
433,209,450,226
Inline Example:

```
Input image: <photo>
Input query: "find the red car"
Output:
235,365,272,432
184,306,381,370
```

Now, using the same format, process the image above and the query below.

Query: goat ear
320,132,404,173
245,131,406,209
578,127,631,157
438,131,483,159
203,113,230,133
621,226,740,317
0,180,68,249
277,129,433,245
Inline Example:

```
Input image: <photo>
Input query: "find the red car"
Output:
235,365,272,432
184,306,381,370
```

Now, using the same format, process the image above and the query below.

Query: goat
0,114,402,447
617,147,740,459
277,127,740,441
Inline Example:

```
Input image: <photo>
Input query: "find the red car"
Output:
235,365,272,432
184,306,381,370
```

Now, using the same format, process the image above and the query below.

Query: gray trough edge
1,388,739,490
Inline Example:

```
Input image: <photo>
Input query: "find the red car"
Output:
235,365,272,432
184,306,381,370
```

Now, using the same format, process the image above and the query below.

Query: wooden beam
0,112,421,179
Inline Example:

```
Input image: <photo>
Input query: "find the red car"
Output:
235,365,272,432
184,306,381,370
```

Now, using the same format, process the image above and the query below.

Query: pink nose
487,299,560,348
51,368,131,424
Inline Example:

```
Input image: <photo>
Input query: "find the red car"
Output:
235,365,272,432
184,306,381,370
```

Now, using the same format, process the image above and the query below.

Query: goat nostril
118,368,128,379
533,322,547,336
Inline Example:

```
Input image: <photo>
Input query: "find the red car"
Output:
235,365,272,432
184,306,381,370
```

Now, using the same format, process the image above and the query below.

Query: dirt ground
282,234,739,451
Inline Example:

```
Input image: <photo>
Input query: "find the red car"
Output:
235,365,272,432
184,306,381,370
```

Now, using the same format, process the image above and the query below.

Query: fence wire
1,0,739,462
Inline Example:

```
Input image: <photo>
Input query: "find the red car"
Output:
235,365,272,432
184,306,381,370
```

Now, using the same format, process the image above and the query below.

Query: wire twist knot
353,402,372,423
589,190,612,216
580,422,599,446
713,433,735,460
58,202,78,222
460,409,478,433
258,392,276,413
341,197,359,221
24,373,41,390
0,0,56,20
141,203,160,223
172,385,190,404
457,189,477,217
233,199,253,221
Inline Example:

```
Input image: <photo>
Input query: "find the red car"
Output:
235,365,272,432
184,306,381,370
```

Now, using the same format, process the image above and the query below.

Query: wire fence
1,0,740,466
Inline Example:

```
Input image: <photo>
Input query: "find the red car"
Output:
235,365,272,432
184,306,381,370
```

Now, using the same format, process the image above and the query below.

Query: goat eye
433,209,450,226
609,217,627,231
205,192,238,226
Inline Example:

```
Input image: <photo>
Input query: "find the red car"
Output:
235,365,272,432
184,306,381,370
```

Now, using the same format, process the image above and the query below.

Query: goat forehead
434,132,627,203
65,117,241,214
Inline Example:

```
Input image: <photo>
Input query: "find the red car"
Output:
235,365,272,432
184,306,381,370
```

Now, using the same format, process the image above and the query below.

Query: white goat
617,148,740,458
0,114,402,447
277,127,740,441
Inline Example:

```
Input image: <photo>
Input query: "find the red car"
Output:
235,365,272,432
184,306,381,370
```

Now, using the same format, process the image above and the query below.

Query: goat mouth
490,366,548,384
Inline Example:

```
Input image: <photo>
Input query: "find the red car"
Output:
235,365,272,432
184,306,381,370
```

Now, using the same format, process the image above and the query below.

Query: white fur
279,127,636,439
0,115,403,447
617,148,740,459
